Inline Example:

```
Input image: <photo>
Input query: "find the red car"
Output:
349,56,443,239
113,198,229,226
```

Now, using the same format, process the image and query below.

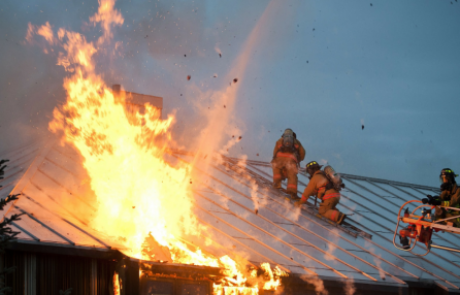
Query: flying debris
233,78,238,83
362,125,365,130
187,75,191,81
238,136,242,140
184,54,187,57
255,209,259,215
224,105,226,108
219,53,222,58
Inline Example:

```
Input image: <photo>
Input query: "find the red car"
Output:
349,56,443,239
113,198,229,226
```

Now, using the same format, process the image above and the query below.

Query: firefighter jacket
440,184,460,208
273,138,306,163
300,170,339,203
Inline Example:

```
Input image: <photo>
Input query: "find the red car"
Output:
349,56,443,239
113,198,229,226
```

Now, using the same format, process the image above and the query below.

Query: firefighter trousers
318,196,344,223
435,207,460,227
271,157,298,194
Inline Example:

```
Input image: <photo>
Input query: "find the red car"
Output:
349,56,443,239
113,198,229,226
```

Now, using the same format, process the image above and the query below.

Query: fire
29,0,287,293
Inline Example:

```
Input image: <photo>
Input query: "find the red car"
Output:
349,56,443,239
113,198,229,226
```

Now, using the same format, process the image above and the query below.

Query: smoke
344,278,356,295
323,228,340,261
365,241,386,280
300,274,328,295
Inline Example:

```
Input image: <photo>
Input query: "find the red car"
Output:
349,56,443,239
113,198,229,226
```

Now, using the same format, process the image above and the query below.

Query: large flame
30,0,286,293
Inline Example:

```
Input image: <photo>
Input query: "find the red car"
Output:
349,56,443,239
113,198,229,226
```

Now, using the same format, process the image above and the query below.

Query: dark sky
1,0,460,187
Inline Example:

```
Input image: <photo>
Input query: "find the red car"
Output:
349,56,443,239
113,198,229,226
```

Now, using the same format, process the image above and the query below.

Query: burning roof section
2,142,460,292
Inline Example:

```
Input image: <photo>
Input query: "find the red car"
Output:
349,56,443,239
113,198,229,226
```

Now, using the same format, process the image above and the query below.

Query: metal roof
2,142,460,293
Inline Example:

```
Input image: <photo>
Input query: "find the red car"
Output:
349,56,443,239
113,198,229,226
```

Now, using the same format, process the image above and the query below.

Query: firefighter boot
399,236,410,250
337,213,346,225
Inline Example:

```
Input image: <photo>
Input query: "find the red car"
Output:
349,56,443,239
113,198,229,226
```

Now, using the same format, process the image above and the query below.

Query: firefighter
295,161,346,224
271,129,306,198
422,168,460,227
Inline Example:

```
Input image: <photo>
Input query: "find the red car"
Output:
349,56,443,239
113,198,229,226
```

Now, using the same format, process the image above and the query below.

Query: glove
441,182,453,192
422,195,441,205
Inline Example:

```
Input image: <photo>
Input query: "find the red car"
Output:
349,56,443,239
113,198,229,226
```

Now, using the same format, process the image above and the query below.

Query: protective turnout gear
272,130,306,195
399,235,410,249
273,130,306,163
433,168,460,227
281,129,295,152
299,167,345,224
323,165,345,191
272,157,299,194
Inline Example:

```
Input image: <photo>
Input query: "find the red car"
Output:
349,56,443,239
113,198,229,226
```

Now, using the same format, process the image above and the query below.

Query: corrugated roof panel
10,196,106,248
4,144,460,291
240,160,460,290
6,205,72,244
195,190,378,282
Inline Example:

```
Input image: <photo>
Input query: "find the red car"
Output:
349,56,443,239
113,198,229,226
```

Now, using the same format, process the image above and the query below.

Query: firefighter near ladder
295,161,346,225
271,129,306,199
422,168,460,227
395,168,460,255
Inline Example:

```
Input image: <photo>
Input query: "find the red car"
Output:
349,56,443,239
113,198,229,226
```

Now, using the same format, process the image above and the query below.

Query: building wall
3,250,137,295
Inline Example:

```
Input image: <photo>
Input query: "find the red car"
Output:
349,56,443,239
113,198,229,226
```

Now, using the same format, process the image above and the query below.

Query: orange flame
29,0,287,293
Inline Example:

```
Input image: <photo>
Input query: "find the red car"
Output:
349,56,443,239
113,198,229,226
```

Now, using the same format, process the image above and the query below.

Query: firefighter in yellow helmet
295,161,346,224
422,168,460,227
271,129,306,198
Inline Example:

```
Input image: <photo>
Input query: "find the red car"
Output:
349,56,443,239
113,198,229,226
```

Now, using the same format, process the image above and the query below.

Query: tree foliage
0,160,23,295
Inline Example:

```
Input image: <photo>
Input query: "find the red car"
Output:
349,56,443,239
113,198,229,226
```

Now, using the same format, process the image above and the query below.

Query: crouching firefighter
295,161,346,225
271,128,306,199
422,168,460,227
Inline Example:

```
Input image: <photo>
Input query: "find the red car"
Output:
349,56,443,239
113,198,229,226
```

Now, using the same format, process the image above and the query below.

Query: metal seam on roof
0,168,25,184
196,213,293,274
1,141,56,221
13,205,75,245
207,169,411,282
201,166,392,281
0,138,44,156
365,180,460,247
36,168,96,211
195,193,343,276
198,183,382,282
214,160,420,281
341,210,460,289
7,148,40,165
390,185,423,200
338,173,439,192
344,178,402,210
28,181,89,226
340,189,460,280
44,151,81,179
242,160,460,288
174,154,399,282
10,221,40,241
193,196,322,277
343,179,460,248
22,193,111,249
218,159,442,280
